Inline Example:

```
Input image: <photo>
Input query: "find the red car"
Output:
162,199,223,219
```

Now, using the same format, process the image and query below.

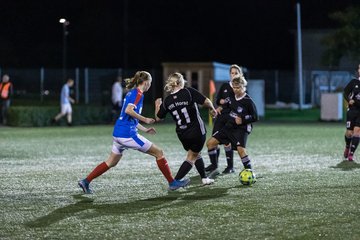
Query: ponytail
164,72,185,92
125,71,151,90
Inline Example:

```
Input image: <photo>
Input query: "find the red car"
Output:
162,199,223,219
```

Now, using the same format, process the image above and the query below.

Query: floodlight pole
59,18,69,81
296,2,304,110
123,0,128,70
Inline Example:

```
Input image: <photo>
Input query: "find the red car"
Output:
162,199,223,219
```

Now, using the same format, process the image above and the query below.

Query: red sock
156,157,174,183
86,162,110,183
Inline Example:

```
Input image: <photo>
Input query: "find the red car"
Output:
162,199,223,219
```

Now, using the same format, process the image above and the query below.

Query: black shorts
346,109,360,130
178,132,206,153
212,113,228,134
213,128,248,150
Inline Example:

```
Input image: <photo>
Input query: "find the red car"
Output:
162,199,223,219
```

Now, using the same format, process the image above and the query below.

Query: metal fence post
275,70,279,103
40,67,44,102
75,68,80,103
84,68,89,104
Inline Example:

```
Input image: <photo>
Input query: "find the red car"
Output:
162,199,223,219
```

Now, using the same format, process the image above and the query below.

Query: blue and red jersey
113,88,144,138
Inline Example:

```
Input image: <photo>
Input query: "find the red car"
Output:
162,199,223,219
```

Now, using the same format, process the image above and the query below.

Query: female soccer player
343,64,360,161
207,74,258,173
205,64,244,174
78,71,189,194
155,72,218,186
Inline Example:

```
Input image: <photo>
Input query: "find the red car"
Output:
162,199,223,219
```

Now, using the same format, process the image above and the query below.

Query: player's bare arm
203,98,218,118
154,98,163,122
235,116,242,125
68,96,75,104
125,104,155,124
137,123,156,134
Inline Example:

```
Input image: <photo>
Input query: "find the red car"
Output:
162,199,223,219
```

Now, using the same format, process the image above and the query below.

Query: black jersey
216,82,235,114
344,78,360,110
224,93,258,133
157,87,207,136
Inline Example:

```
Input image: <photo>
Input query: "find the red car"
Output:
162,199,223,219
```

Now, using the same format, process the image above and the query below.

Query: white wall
247,80,265,117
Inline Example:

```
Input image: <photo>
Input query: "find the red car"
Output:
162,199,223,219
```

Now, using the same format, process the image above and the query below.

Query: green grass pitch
1,123,360,239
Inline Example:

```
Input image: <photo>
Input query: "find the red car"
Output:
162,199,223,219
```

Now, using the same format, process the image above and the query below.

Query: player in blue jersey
78,71,188,194
155,72,217,186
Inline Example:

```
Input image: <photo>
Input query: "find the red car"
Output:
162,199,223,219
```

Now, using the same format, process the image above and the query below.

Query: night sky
0,0,358,70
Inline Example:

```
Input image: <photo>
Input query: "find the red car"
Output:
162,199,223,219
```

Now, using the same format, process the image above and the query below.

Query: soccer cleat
344,148,350,159
208,168,220,178
202,177,215,185
205,164,216,172
168,179,190,191
222,167,235,174
78,179,93,194
348,153,354,162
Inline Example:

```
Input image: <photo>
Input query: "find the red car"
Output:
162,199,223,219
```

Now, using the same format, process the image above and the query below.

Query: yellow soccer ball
239,168,256,185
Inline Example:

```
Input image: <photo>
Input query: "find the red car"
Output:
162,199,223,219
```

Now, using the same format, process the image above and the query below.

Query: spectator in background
52,78,75,126
111,76,123,122
0,74,13,125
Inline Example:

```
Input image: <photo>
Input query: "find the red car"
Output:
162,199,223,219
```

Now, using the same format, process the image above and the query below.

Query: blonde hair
229,64,244,77
232,74,247,92
125,71,151,90
164,72,185,92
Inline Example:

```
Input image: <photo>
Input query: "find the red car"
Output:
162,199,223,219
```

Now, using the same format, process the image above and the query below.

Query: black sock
241,155,252,169
224,145,233,168
216,147,220,159
195,157,206,178
350,136,360,155
175,160,193,180
208,148,218,168
345,135,352,149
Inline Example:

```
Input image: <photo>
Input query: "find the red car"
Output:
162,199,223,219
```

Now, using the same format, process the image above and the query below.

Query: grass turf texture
1,123,360,239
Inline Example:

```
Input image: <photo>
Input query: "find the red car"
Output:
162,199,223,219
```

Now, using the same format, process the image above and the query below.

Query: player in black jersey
205,64,244,174
343,64,360,161
207,74,258,174
155,72,218,187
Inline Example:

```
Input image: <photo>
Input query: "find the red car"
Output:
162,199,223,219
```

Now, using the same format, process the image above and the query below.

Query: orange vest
0,82,12,99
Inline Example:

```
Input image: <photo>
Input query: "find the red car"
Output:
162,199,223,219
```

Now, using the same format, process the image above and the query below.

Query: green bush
6,103,213,127
7,105,112,127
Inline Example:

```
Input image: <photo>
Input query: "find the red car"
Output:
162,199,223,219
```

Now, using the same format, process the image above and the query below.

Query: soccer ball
239,168,256,185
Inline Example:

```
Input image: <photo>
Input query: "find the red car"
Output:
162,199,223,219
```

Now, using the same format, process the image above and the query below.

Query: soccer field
1,123,360,239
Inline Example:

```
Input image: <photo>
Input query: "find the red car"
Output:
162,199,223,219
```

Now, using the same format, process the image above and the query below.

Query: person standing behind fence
0,74,13,125
52,78,75,126
111,76,123,122
343,64,360,161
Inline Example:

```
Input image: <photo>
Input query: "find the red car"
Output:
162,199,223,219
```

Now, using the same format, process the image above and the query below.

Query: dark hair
125,71,151,89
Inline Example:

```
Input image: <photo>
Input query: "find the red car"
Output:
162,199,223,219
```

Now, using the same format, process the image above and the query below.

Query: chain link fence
0,68,163,106
1,67,356,108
